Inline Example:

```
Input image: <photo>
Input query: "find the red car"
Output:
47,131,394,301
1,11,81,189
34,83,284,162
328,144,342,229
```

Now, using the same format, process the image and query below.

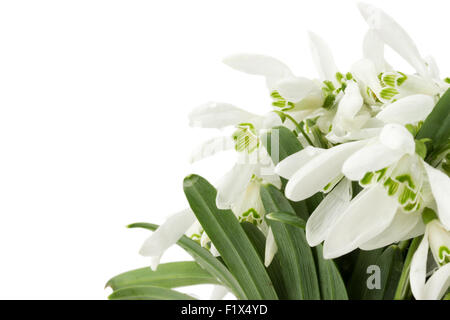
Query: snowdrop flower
276,139,368,201
354,3,446,105
223,53,322,108
189,101,282,265
322,124,450,258
139,208,196,270
410,209,450,300
189,102,281,210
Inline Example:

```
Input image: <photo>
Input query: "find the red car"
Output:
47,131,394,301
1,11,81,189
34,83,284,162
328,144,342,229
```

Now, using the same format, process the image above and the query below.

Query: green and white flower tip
410,210,450,300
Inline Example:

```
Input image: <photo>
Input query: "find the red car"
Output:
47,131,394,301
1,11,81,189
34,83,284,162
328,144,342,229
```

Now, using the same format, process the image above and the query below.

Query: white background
0,0,448,299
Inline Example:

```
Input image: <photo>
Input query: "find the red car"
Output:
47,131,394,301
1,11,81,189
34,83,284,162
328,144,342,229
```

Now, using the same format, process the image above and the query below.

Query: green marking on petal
395,174,416,189
396,72,407,86
360,172,374,185
380,87,399,101
239,208,262,225
382,74,397,87
233,123,259,153
321,94,336,110
376,168,388,182
398,186,416,205
438,246,450,265
383,177,399,196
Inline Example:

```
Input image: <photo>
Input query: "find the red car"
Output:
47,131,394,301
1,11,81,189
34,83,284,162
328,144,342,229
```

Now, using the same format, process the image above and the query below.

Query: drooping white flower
322,124,450,258
355,3,445,104
139,208,196,270
223,53,320,105
305,178,352,247
189,101,283,265
410,214,450,300
357,2,430,79
276,139,368,201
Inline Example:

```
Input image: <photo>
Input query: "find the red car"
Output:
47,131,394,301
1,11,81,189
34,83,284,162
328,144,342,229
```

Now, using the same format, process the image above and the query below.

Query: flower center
359,155,424,212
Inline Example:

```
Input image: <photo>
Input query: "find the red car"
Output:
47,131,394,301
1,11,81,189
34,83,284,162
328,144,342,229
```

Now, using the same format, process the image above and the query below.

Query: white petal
139,209,196,270
323,184,398,259
275,77,316,102
351,59,382,94
189,102,260,129
423,263,450,300
261,111,283,129
190,136,234,163
210,285,229,300
261,173,282,189
336,81,364,119
253,148,281,187
223,54,293,88
410,233,429,300
376,94,435,125
216,163,255,210
308,31,339,82
379,123,415,155
264,227,278,267
359,210,420,250
428,220,450,265
306,179,352,246
357,2,429,78
342,142,403,180
363,29,385,73
423,163,450,230
399,217,425,241
285,140,366,201
401,75,441,96
424,55,440,79
326,127,381,144
275,146,325,179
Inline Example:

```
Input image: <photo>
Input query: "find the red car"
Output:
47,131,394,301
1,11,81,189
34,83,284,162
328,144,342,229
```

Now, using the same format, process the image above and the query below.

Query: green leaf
346,248,383,299
366,245,404,300
127,222,246,299
108,286,196,300
261,125,316,221
260,184,320,299
265,212,306,229
240,222,288,300
314,246,348,300
394,237,422,300
416,88,450,151
183,174,278,300
347,246,404,300
260,125,303,165
106,261,219,291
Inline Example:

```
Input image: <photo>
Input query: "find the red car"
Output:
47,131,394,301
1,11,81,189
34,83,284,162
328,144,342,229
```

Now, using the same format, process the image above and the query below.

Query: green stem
283,113,315,147
393,236,423,300
398,240,410,251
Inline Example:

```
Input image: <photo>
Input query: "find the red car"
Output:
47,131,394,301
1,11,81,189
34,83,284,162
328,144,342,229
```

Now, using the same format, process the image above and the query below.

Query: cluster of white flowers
139,3,450,300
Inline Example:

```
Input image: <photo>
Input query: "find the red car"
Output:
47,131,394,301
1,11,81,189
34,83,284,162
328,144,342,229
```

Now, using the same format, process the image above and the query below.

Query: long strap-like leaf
260,184,320,299
108,286,196,300
240,222,288,300
127,222,246,299
314,246,348,300
184,174,278,300
106,261,219,291
417,88,450,151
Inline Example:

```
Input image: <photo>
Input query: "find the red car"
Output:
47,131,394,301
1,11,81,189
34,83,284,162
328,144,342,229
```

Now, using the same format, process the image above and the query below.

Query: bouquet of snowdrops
106,3,450,300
